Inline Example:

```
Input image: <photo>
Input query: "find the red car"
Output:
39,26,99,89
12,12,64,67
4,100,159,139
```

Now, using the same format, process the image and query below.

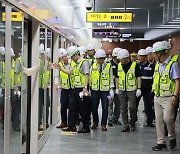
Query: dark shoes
170,138,176,150
152,144,167,151
101,125,107,131
56,123,67,129
108,121,113,127
78,128,90,133
114,120,121,125
147,123,155,127
46,123,50,129
121,126,130,132
130,125,136,131
91,123,98,129
62,127,77,132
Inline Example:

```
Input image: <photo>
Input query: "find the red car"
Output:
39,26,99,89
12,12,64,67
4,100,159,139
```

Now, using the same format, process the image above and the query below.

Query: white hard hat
67,46,79,57
11,48,15,57
0,46,5,55
153,41,166,53
57,48,67,58
138,49,147,56
39,43,45,54
78,46,87,55
118,49,129,60
46,48,51,58
87,44,95,51
112,48,121,57
162,41,171,50
94,49,106,58
146,46,153,54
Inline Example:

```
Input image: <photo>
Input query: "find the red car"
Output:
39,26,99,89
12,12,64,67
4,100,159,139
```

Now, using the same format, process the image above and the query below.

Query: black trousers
11,87,21,129
68,88,90,128
60,89,72,124
136,90,155,125
39,88,50,126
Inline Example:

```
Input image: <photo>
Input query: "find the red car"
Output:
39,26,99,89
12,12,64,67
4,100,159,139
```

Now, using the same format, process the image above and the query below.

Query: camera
86,2,93,11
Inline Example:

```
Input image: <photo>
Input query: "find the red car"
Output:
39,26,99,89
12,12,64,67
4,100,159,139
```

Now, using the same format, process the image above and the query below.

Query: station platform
40,108,180,154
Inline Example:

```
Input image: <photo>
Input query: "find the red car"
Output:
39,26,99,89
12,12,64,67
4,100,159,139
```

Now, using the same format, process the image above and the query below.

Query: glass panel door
38,25,46,139
0,1,5,154
10,7,23,154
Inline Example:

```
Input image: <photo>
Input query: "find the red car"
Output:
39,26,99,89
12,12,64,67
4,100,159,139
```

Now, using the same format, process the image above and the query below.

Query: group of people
0,40,179,151
0,47,22,131
54,41,180,151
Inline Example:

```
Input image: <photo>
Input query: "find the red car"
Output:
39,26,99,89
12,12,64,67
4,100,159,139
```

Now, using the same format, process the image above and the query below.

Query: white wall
77,38,102,50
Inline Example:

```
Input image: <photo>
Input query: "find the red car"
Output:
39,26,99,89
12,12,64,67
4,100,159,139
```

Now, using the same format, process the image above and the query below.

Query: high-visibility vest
1,60,15,89
16,57,22,86
152,60,175,97
1,62,5,88
171,55,178,62
118,61,137,91
39,59,45,88
42,69,50,88
59,60,76,89
91,62,111,91
73,58,87,88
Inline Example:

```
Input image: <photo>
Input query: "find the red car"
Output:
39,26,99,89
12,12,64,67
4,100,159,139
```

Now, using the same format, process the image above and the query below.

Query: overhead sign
87,12,133,23
2,12,23,21
92,29,144,39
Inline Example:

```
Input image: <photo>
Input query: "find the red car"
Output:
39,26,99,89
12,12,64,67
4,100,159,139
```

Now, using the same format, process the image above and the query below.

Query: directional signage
87,12,133,23
92,29,144,39
2,12,23,21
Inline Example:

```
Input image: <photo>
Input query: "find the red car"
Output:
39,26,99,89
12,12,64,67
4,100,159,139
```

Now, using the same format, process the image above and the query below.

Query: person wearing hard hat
38,43,46,131
115,49,141,132
161,41,180,139
90,49,114,131
13,49,23,132
136,49,155,127
56,46,90,133
87,44,95,65
152,41,180,151
78,46,87,58
108,48,121,127
0,46,5,127
43,48,52,128
130,52,138,62
55,48,75,129
146,46,156,65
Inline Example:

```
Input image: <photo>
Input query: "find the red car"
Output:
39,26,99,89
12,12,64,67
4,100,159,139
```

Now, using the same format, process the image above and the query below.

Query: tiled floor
39,109,180,154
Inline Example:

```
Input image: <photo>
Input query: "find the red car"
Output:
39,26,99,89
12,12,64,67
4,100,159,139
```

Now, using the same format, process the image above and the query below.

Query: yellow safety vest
1,60,15,89
73,58,87,88
1,62,5,88
39,59,45,88
59,60,76,89
152,60,175,97
16,57,22,86
91,62,111,91
42,69,50,88
118,61,137,91
171,55,178,62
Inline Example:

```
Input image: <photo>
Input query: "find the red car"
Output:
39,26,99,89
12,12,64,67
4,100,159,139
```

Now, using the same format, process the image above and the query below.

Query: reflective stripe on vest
118,61,137,91
91,62,111,91
42,69,50,88
59,62,71,89
73,59,86,88
1,62,5,88
152,61,175,97
1,60,15,88
39,59,44,88
16,58,22,86
70,60,76,89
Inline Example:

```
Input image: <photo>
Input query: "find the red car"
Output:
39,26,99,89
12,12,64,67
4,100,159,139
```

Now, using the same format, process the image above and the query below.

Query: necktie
99,64,102,72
